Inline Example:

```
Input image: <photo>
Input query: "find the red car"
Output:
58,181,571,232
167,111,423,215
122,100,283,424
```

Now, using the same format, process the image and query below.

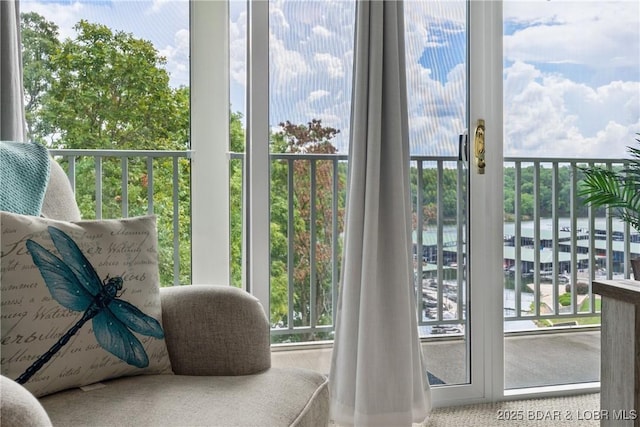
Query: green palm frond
578,135,640,232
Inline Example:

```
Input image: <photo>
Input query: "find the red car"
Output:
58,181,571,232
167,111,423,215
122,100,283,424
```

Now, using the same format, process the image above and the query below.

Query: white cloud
269,6,289,36
312,25,331,38
229,6,247,114
158,28,190,88
503,61,640,158
21,0,85,40
257,0,355,149
401,0,640,158
307,90,330,103
149,0,187,14
313,53,344,79
21,0,639,159
403,1,466,155
269,34,310,89
504,1,639,69
21,0,189,88
501,1,640,158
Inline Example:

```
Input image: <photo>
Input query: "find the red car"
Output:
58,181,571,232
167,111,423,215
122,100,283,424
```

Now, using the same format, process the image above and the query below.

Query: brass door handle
474,119,486,174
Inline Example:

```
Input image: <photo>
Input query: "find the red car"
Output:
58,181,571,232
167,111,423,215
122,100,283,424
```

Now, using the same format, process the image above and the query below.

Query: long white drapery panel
0,0,27,141
329,1,431,425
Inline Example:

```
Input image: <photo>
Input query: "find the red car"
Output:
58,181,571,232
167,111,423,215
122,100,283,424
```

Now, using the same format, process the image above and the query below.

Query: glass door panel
503,0,640,389
267,0,355,343
248,0,504,404
404,0,470,387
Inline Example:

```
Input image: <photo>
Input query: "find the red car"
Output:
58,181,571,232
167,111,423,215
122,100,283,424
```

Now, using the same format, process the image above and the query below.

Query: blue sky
21,0,640,158
418,25,465,86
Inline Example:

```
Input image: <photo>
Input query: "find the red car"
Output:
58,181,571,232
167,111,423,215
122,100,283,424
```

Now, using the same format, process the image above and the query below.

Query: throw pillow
1,212,173,397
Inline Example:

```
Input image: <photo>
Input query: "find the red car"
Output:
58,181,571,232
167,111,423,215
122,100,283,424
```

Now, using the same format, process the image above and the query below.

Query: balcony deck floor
271,329,600,389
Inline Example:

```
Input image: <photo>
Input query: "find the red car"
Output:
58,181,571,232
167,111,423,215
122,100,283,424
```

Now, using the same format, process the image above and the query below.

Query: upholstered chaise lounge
0,154,330,426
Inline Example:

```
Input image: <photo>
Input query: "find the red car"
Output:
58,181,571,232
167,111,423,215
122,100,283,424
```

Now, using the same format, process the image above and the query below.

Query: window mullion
191,0,230,285
246,0,271,320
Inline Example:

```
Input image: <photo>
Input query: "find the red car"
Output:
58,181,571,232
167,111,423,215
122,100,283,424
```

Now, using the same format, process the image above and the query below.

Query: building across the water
413,218,640,278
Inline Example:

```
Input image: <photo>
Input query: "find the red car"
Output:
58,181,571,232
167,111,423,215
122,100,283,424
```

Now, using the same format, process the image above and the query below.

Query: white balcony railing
54,149,637,340
49,149,191,288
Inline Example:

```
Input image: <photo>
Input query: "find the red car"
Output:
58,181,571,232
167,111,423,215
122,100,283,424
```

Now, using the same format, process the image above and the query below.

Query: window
20,0,191,285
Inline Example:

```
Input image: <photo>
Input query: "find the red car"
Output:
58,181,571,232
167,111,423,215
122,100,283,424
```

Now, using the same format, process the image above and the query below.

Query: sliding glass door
404,1,503,404
221,0,639,406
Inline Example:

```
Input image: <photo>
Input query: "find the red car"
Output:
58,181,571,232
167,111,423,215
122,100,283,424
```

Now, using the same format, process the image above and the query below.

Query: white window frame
189,0,600,406
190,0,271,320
190,1,230,286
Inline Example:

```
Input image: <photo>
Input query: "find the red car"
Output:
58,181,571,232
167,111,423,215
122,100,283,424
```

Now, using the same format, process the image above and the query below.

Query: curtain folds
329,1,431,425
0,0,27,141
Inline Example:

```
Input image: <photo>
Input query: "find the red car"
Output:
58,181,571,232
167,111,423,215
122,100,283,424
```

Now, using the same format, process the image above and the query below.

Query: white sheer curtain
329,1,431,426
0,0,27,141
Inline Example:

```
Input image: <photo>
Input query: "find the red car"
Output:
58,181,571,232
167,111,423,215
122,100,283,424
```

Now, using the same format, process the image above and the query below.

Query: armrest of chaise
160,285,271,376
0,375,52,427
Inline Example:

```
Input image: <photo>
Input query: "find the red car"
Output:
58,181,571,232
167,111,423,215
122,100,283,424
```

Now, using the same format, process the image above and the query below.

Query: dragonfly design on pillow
15,226,164,385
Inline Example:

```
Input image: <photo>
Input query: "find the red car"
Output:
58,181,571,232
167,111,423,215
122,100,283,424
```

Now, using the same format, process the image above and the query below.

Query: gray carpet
424,393,600,426
330,393,600,426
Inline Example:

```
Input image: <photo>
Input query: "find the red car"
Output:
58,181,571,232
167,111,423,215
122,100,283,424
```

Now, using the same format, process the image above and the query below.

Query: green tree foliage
410,167,460,227
269,120,346,340
503,165,590,220
229,111,245,288
558,292,572,307
21,13,190,286
21,12,60,140
41,20,186,150
579,138,640,232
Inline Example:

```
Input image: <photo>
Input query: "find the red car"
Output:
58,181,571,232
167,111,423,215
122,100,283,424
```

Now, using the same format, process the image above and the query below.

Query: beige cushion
41,158,81,221
0,375,52,427
0,213,172,397
40,369,329,427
